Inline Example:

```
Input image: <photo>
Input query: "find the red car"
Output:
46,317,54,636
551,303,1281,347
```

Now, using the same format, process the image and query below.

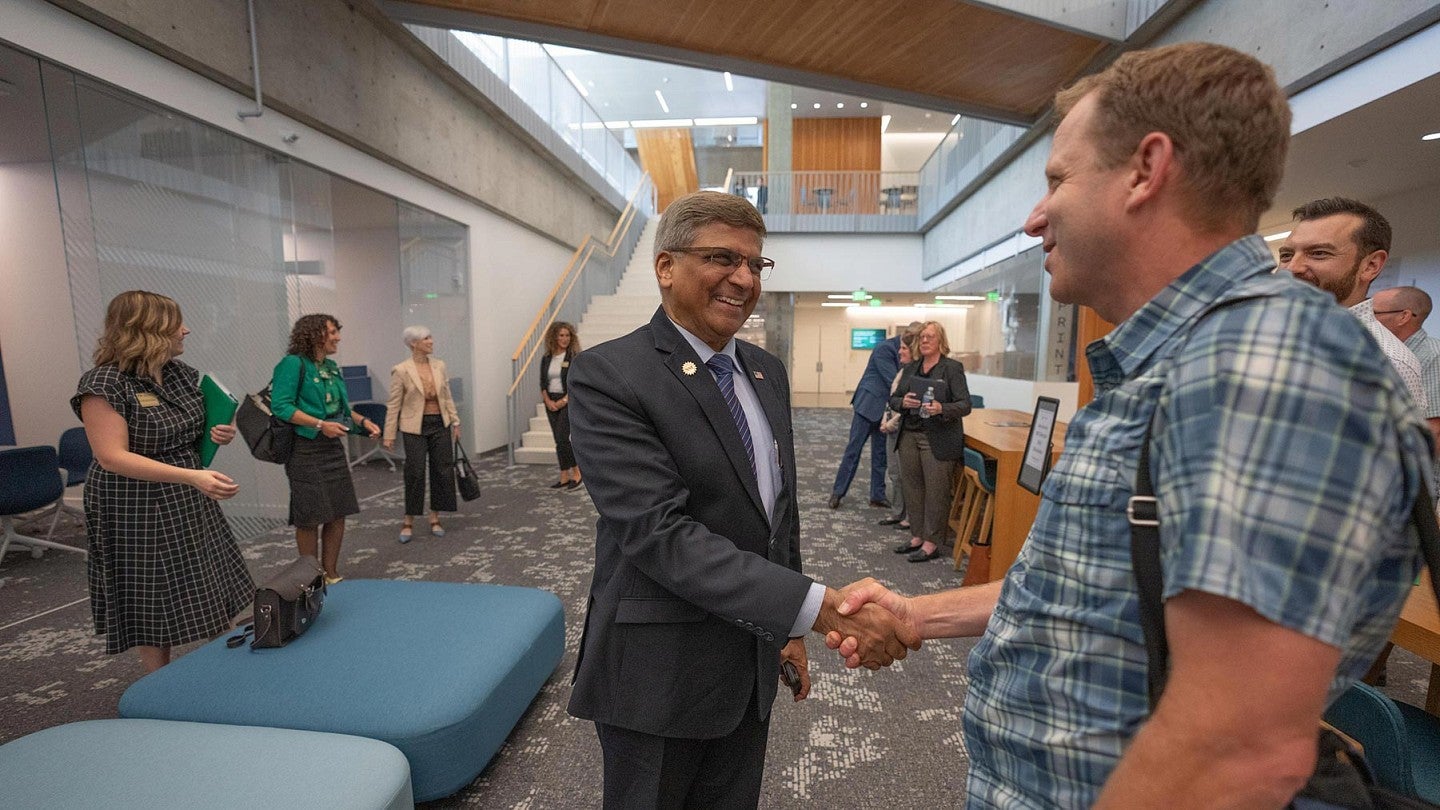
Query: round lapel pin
682,361,697,376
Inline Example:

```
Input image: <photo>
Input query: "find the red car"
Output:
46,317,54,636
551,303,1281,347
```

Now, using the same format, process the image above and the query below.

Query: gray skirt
284,434,359,527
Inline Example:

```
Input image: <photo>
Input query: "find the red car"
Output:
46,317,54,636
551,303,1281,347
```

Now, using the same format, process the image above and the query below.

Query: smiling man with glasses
565,190,919,808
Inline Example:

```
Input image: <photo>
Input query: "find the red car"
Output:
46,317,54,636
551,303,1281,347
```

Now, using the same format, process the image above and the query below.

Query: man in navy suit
828,325,916,510
567,191,920,808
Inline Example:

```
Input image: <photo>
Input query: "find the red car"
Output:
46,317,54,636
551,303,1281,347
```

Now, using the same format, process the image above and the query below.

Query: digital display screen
851,328,886,350
1018,397,1061,494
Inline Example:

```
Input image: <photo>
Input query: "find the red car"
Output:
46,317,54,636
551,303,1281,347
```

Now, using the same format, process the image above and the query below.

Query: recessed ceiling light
790,102,797,109
1263,230,1291,242
631,118,693,128
951,114,961,126
924,112,932,118
724,72,733,92
813,102,821,109
654,89,670,113
826,294,856,299
836,102,844,108
881,114,892,133
821,302,857,307
860,102,868,109
1424,132,1440,141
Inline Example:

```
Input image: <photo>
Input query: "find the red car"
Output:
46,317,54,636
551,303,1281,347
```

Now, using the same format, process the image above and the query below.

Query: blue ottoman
0,719,412,809
119,580,565,802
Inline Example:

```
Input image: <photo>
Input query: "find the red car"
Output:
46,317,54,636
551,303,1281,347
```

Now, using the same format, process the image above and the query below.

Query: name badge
136,393,161,407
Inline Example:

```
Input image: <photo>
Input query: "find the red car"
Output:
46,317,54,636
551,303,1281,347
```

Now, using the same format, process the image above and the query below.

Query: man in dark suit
568,191,919,808
828,322,921,510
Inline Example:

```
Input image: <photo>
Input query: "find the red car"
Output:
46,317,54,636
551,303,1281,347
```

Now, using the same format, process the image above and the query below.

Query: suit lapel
404,358,424,396
652,311,766,516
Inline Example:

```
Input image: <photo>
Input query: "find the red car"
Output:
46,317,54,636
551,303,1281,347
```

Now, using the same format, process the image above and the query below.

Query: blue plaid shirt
963,236,1431,808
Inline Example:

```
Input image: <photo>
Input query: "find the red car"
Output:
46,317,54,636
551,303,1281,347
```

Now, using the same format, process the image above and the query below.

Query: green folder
198,374,239,468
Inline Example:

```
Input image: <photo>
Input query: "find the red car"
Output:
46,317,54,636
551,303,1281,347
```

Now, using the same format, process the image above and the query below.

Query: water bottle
920,385,935,419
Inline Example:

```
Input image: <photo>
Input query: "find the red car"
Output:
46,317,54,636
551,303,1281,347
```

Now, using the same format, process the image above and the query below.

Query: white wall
764,234,925,293
882,133,945,174
0,162,82,447
1,1,578,453
1371,180,1440,314
791,304,967,394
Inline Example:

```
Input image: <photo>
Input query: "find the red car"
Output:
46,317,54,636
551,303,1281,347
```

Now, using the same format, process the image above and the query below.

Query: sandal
399,524,413,544
324,575,344,586
430,520,445,538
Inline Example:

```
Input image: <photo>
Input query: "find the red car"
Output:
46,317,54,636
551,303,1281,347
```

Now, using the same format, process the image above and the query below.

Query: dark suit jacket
889,356,972,460
537,349,573,397
566,307,812,740
851,336,901,423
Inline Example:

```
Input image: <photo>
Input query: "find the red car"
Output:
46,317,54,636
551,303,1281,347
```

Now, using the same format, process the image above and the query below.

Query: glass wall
932,248,1046,382
2,41,470,537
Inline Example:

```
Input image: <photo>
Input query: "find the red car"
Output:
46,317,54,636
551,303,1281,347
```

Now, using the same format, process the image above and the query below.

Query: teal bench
119,579,565,801
0,718,412,809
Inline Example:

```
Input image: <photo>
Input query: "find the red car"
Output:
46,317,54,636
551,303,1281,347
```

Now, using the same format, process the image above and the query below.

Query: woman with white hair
383,325,462,543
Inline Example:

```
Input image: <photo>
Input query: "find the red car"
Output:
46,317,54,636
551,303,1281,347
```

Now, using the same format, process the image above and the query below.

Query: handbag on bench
228,556,326,650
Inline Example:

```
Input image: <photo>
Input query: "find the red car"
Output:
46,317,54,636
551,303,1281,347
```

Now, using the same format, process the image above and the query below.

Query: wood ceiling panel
404,0,1108,121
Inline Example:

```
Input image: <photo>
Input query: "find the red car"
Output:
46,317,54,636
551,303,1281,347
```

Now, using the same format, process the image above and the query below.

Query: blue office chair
42,427,91,540
0,446,88,565
1323,681,1440,801
348,402,401,471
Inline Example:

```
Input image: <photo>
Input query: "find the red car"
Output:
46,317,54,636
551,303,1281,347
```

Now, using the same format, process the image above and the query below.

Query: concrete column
765,84,792,175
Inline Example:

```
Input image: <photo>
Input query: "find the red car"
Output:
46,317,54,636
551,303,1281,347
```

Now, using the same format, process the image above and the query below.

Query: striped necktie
705,354,756,479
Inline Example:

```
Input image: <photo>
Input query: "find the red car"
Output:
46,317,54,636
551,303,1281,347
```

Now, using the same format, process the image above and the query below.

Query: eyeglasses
668,247,774,280
1373,309,1411,317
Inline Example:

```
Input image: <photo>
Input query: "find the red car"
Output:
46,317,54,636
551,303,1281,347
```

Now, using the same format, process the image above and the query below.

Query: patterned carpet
0,407,1433,807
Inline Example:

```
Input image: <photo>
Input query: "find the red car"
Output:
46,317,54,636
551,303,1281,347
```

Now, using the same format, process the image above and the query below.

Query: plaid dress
71,361,254,654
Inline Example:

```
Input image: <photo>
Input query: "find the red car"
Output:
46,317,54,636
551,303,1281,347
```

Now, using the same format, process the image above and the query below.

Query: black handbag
455,441,481,501
1130,414,1440,809
227,556,326,650
236,360,304,464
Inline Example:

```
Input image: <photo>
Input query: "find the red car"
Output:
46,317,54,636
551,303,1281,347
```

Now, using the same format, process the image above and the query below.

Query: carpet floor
0,407,1433,807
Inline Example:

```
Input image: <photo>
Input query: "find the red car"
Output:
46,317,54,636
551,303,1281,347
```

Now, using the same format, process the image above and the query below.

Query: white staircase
514,220,660,464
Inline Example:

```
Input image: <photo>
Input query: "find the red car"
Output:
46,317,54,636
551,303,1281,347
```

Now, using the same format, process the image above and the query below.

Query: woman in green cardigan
270,314,380,585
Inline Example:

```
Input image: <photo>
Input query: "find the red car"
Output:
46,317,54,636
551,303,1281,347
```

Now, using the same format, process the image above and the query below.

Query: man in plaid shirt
825,42,1432,807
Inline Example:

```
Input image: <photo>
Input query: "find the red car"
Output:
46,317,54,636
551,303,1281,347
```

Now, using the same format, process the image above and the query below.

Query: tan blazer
384,357,460,441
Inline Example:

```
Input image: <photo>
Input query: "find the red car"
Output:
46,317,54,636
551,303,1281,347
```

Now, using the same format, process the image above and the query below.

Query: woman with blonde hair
72,290,253,672
269,313,380,585
539,321,582,490
889,320,972,562
383,325,461,543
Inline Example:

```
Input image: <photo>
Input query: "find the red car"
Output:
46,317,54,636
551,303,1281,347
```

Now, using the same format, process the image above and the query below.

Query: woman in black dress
73,290,254,672
269,314,380,584
539,321,582,490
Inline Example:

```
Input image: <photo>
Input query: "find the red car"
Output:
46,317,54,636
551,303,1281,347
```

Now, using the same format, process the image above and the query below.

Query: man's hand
780,638,811,701
811,585,921,669
823,578,921,669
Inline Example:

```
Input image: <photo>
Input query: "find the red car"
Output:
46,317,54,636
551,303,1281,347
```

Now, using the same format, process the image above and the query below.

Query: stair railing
506,174,656,465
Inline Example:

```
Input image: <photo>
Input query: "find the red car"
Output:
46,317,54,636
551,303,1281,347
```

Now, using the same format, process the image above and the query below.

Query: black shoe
877,518,902,526
893,541,925,554
907,547,943,562
868,499,891,509
549,481,567,489
828,495,842,509
566,480,584,490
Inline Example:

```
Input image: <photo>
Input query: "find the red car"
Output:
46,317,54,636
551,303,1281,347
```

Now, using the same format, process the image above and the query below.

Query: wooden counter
1392,573,1440,713
964,408,1067,581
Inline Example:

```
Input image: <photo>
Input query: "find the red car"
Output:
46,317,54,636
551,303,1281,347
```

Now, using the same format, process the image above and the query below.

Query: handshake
811,578,922,670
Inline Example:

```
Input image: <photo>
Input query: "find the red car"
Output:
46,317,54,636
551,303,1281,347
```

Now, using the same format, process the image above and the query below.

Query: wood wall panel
1073,306,1116,406
791,117,881,172
791,117,881,213
635,128,698,212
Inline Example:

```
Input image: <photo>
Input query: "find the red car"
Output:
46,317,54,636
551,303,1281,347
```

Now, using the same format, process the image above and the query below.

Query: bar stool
953,448,995,572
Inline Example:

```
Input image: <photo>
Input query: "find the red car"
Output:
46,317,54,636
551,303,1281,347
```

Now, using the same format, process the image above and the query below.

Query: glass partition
932,249,1045,382
917,116,1026,224
22,49,470,537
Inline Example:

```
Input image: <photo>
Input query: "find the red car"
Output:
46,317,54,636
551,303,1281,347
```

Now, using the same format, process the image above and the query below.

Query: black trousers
546,404,576,469
595,698,770,809
401,414,456,515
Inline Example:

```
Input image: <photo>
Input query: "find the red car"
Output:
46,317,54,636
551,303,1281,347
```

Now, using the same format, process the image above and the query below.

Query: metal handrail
505,174,655,464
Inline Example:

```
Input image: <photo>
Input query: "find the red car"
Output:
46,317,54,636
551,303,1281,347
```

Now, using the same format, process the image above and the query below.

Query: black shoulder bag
1130,414,1440,808
227,556,326,650
236,359,305,464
